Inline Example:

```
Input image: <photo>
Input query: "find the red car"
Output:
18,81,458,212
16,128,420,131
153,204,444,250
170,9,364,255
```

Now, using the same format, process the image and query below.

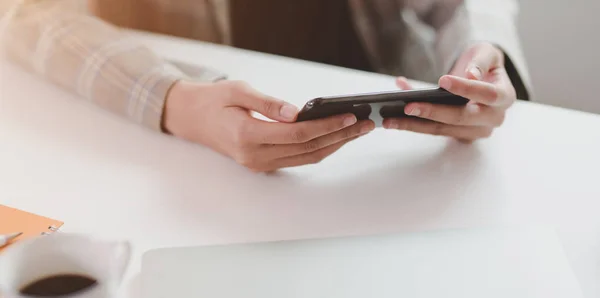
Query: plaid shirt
1,0,530,132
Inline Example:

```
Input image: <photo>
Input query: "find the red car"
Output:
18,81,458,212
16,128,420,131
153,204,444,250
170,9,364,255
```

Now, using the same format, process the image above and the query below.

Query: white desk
1,31,599,298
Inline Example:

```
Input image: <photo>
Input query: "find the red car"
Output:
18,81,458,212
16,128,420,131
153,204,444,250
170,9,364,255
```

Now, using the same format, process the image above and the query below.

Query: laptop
141,226,582,298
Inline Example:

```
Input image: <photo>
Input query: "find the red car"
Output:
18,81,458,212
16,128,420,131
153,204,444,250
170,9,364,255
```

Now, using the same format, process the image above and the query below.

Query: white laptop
141,226,582,298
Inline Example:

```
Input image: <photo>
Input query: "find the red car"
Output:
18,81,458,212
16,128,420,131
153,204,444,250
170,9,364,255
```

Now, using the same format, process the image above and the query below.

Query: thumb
465,44,502,81
230,83,299,122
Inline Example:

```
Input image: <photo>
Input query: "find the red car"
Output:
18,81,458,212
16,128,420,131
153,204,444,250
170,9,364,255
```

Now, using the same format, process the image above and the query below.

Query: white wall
517,0,600,114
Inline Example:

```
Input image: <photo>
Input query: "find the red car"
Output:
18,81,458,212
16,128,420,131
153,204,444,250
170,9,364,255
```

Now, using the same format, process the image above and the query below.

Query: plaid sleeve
2,0,226,131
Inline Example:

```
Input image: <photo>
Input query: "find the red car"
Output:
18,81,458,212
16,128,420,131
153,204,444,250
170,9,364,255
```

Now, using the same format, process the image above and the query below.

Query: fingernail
440,77,452,90
280,104,299,120
343,115,357,127
360,124,374,134
468,67,483,80
408,108,421,116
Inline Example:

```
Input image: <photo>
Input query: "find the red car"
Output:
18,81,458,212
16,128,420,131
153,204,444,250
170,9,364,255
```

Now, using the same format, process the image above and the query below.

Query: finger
402,102,504,127
383,118,493,141
396,76,414,90
266,120,375,158
227,81,299,122
268,136,359,170
465,44,502,81
247,113,358,145
439,75,510,107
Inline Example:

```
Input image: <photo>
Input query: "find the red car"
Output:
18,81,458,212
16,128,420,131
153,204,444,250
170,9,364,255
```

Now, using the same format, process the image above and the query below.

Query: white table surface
1,31,599,298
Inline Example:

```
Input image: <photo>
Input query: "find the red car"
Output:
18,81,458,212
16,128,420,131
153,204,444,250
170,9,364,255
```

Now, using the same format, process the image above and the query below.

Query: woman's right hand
163,80,375,172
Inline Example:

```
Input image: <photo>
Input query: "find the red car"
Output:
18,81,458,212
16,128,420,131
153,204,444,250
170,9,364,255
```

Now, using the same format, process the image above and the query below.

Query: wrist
162,80,219,136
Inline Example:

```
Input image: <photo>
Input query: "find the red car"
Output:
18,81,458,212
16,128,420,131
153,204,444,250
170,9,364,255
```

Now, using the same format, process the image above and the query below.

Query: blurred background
519,0,600,114
91,0,599,115
8,0,600,115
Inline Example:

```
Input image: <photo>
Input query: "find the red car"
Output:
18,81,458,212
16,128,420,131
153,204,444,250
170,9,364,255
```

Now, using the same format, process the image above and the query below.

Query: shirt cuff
140,72,181,132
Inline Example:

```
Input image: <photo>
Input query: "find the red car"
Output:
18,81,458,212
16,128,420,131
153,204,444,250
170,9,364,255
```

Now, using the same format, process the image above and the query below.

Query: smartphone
296,87,469,125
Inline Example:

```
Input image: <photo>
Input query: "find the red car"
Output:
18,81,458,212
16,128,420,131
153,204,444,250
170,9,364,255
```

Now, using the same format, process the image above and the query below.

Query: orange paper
0,204,64,253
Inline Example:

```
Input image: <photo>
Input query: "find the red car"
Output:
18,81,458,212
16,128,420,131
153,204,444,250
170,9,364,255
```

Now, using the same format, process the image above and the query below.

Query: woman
1,0,531,172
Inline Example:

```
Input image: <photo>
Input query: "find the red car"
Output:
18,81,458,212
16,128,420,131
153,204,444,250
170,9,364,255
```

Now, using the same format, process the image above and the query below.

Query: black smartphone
296,87,468,124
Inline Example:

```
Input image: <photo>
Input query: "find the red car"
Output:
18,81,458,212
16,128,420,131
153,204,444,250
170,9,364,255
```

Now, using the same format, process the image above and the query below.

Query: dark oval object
19,274,98,297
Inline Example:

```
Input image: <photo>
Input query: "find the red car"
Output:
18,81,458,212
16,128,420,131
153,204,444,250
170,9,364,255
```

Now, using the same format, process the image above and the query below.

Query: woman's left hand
383,42,517,142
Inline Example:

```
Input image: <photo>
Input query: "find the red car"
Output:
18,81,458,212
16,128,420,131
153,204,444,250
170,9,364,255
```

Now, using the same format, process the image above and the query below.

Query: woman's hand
163,80,375,172
383,42,517,142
